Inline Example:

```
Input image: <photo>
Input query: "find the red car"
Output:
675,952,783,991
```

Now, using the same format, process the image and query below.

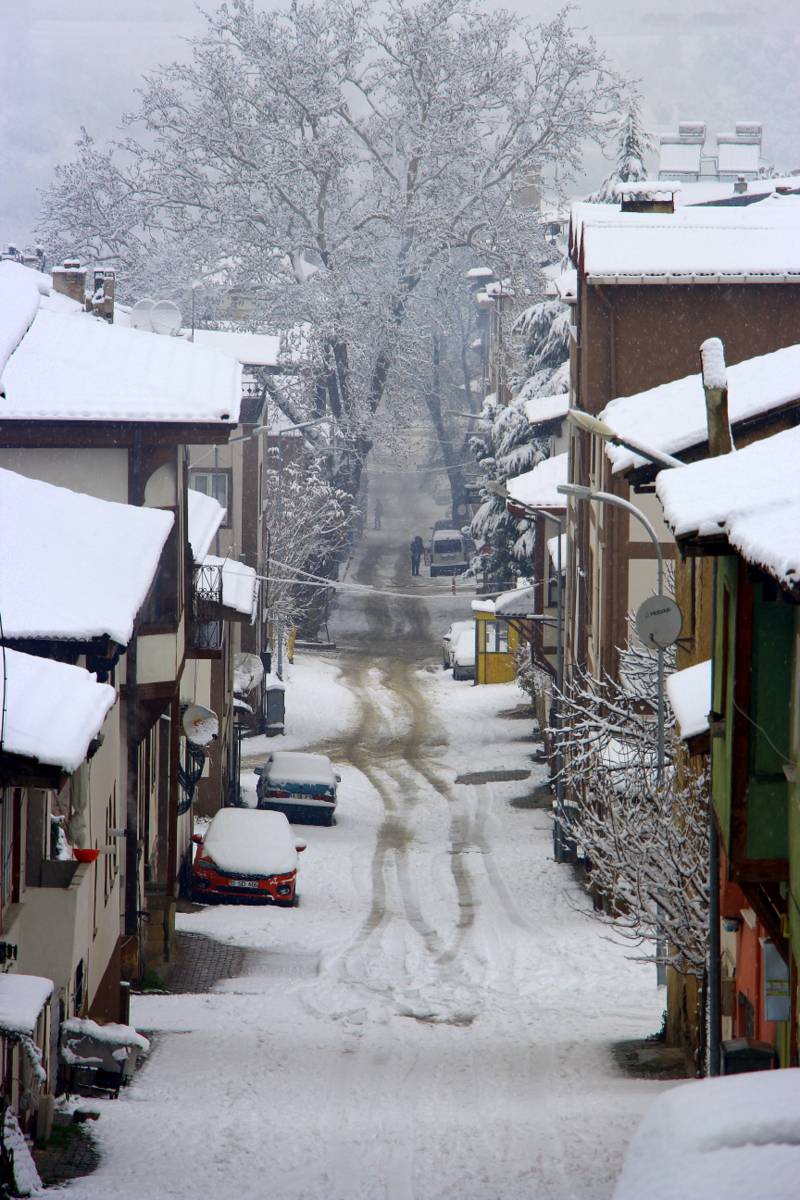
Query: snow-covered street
57,481,667,1200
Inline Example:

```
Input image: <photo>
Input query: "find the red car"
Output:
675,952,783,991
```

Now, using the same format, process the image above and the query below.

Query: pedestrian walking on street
374,498,383,529
410,534,424,576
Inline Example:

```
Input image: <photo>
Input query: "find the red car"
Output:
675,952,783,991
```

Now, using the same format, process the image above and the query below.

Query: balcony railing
190,561,224,650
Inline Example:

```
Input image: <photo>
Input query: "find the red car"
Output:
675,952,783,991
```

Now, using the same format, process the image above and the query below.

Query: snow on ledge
0,974,53,1038
205,554,258,619
188,488,226,562
665,660,711,741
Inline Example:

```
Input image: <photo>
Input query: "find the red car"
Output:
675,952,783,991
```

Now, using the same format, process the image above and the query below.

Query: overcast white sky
2,0,798,247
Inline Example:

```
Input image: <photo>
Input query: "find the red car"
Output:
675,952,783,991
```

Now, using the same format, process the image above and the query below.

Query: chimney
91,269,116,323
700,338,733,457
51,259,87,307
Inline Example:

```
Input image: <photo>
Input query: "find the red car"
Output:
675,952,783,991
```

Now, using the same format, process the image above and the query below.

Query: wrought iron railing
190,562,224,649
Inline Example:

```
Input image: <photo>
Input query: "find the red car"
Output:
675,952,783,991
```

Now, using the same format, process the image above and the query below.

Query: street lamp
567,410,685,471
557,481,667,781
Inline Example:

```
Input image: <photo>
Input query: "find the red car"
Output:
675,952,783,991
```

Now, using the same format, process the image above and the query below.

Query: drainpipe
701,339,732,1077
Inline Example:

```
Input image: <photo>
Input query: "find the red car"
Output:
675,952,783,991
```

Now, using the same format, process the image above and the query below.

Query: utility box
265,682,285,736
721,1038,778,1074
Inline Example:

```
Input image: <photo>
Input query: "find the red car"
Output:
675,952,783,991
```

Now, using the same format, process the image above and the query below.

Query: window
104,785,118,903
0,790,20,913
485,623,508,654
190,469,231,527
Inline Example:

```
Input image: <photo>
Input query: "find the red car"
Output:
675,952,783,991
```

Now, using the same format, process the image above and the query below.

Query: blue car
255,751,340,826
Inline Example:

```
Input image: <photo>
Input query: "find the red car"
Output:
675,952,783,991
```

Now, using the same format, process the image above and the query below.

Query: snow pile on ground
614,1069,800,1200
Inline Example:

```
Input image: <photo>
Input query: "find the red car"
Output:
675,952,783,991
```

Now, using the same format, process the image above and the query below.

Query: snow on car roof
265,751,337,787
431,528,462,539
0,260,241,425
601,342,800,474
507,452,567,510
1,466,174,644
665,660,711,742
614,1068,800,1200
1,646,116,773
655,426,800,587
203,809,298,876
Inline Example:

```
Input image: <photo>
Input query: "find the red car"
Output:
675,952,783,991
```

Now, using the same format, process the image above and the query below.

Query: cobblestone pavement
34,1115,101,1189
157,928,248,994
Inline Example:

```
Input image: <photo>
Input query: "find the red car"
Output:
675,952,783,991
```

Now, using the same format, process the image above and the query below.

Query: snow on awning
655,426,800,587
0,272,241,424
600,343,800,475
205,555,258,620
547,533,567,572
494,585,538,618
191,328,281,368
507,453,568,510
1,647,116,773
187,488,226,562
523,392,570,428
666,660,712,742
1,468,174,645
471,599,495,615
0,974,53,1038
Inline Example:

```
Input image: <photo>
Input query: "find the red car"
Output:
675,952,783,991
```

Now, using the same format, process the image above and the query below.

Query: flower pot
73,848,101,864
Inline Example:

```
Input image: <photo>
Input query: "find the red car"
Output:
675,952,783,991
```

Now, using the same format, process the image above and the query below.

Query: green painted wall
745,583,792,860
712,557,738,851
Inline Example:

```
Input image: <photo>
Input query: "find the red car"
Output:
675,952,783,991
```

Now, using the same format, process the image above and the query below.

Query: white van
429,528,468,578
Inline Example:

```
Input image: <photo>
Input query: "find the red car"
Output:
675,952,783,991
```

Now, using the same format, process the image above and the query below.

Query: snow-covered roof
0,261,241,425
572,198,800,283
655,426,800,587
201,808,299,877
523,392,570,428
1,468,174,644
264,751,336,788
1,646,116,773
190,328,282,368
205,555,258,620
601,342,800,475
507,453,568,510
0,974,53,1038
494,585,538,617
666,661,711,742
614,1068,800,1200
471,599,495,615
187,488,226,562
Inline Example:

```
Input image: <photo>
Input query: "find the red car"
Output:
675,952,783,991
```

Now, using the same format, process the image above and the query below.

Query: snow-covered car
441,619,475,668
191,809,306,904
255,751,340,825
613,1067,800,1200
451,627,476,681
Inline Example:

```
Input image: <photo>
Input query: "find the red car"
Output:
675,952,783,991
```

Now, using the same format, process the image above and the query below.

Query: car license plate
234,879,261,889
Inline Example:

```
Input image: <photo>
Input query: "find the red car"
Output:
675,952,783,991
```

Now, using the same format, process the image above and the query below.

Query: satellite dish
182,704,219,746
635,595,682,650
129,298,156,331
150,300,183,336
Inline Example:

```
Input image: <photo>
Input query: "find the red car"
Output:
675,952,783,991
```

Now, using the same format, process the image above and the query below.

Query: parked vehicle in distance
255,750,340,825
452,627,476,681
429,528,468,577
191,809,306,905
442,619,475,668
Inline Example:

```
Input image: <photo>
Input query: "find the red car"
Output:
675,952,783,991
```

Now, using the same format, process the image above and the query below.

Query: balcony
190,561,224,652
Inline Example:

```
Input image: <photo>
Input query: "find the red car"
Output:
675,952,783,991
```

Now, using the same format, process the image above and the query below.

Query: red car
191,809,306,905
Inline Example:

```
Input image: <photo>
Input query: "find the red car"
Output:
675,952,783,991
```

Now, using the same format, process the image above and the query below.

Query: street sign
635,595,682,649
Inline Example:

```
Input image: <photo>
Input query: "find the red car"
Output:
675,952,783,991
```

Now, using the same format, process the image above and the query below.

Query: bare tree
39,0,628,505
550,644,709,978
